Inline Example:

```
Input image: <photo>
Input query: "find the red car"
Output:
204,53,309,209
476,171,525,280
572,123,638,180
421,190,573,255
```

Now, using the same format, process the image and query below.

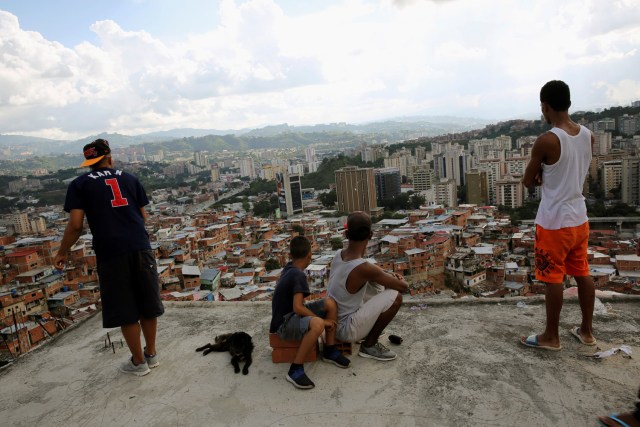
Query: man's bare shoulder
536,131,559,144
354,260,378,275
533,131,559,152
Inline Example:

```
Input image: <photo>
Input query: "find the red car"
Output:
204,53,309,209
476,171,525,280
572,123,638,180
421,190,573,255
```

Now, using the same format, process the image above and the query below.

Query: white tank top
534,125,591,230
327,250,367,322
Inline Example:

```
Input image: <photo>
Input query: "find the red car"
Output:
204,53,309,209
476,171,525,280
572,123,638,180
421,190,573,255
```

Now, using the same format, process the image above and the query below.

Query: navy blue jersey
64,167,151,261
269,262,310,333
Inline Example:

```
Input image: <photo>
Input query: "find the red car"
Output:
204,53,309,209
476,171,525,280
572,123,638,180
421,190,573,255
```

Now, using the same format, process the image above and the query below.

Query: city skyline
0,0,638,140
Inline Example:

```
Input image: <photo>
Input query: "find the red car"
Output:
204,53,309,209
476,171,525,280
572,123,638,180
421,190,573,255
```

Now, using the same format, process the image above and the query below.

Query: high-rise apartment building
288,164,305,176
431,141,451,156
435,144,467,186
194,151,208,167
384,150,415,178
494,135,512,150
594,132,613,156
516,135,537,149
621,157,640,205
308,161,321,173
374,168,401,204
601,160,623,199
335,166,377,215
261,164,286,181
505,156,527,177
619,115,640,136
361,144,387,163
415,146,427,164
305,146,317,163
478,159,504,204
412,165,435,192
210,164,220,182
590,118,616,132
276,172,303,217
496,176,524,208
13,213,31,234
465,170,489,206
239,158,256,179
434,178,457,207
30,217,47,234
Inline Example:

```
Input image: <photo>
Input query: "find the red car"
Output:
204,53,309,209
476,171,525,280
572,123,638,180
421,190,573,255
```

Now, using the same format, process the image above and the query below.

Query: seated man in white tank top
327,212,409,361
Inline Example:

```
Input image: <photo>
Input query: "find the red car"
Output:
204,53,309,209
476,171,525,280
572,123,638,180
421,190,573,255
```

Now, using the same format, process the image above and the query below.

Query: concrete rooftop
2,297,639,427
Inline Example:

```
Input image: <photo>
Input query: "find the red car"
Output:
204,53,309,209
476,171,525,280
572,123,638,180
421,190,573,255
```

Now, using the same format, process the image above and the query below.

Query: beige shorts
336,288,399,342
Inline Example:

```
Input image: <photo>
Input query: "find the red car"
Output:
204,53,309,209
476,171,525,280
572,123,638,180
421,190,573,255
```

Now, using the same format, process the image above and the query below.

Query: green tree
457,185,467,204
381,193,410,211
252,195,279,218
609,183,622,200
409,193,425,209
265,258,281,271
318,189,337,208
242,197,250,212
330,237,344,250
292,224,304,235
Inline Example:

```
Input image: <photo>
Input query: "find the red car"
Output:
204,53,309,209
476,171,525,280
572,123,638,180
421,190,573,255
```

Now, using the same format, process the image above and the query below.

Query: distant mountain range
0,116,491,155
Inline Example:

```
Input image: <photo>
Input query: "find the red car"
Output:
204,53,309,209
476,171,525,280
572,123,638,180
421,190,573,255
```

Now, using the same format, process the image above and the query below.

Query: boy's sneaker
144,347,160,368
120,357,151,376
358,342,397,361
323,348,351,368
286,367,315,390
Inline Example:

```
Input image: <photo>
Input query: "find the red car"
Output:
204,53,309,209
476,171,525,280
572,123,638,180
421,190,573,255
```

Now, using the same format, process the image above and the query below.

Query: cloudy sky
1,0,639,140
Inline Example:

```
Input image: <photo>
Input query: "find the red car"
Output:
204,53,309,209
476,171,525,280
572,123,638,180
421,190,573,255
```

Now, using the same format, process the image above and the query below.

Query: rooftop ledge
1,297,639,427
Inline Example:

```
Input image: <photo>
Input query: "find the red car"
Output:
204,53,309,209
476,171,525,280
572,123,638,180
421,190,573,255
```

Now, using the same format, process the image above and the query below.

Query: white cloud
0,0,639,139
594,79,640,105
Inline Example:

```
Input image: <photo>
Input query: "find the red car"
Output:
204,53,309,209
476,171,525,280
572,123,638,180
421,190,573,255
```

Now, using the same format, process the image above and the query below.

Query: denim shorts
276,298,327,341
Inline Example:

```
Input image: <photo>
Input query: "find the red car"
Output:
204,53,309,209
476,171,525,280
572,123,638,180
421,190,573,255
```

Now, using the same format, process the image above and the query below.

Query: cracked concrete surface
1,298,639,426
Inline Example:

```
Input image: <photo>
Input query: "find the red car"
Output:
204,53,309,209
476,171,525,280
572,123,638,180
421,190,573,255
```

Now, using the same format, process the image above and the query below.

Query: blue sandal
599,413,632,427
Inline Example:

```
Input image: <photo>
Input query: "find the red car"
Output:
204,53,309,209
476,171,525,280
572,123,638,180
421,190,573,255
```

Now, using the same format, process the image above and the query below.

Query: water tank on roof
62,286,69,292
11,289,18,297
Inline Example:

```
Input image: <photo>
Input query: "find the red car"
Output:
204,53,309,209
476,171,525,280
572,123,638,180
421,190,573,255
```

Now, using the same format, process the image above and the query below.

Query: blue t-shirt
269,262,310,333
63,167,151,261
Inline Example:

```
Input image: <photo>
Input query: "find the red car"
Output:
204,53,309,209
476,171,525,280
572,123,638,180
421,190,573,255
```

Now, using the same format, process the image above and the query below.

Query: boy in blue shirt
270,236,350,389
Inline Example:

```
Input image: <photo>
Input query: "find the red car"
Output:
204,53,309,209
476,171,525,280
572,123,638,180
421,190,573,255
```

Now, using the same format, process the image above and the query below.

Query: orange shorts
534,223,590,284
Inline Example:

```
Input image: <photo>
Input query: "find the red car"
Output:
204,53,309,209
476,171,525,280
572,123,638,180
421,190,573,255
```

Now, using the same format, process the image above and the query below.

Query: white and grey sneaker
144,347,160,368
358,342,397,361
120,358,151,376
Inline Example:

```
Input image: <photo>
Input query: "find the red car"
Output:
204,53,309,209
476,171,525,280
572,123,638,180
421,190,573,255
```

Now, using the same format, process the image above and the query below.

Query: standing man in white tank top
520,80,597,351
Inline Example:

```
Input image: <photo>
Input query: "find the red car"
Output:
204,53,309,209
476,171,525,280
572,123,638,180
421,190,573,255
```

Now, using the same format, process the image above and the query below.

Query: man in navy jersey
54,139,164,376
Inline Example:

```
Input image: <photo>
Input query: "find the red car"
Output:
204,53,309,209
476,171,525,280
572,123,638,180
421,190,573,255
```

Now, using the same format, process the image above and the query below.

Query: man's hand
55,209,85,270
323,319,336,332
54,252,68,270
390,271,404,281
534,170,542,186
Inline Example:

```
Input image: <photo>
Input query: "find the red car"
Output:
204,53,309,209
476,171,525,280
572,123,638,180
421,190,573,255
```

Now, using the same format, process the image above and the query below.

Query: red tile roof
6,249,38,258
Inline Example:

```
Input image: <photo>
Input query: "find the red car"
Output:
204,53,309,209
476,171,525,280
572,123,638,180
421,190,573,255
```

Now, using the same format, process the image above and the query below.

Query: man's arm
292,293,335,329
140,207,147,223
522,134,551,189
349,262,409,294
292,293,316,317
54,209,85,270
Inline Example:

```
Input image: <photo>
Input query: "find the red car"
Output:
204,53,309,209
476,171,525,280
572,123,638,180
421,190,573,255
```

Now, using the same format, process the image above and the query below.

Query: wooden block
334,340,352,356
320,333,353,355
269,333,318,363
271,346,318,363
